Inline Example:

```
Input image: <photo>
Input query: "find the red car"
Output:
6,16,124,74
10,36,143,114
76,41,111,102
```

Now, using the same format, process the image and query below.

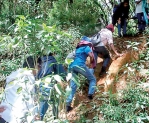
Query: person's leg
93,51,98,65
137,13,143,32
66,73,78,112
66,70,78,107
141,13,146,31
72,65,96,98
39,100,49,120
117,23,121,37
122,18,127,36
39,83,54,120
100,54,110,76
95,46,111,75
112,16,121,36
55,63,66,80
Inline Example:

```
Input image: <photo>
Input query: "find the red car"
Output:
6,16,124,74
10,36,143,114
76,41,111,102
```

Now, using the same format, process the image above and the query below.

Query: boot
99,66,106,76
88,94,93,100
66,105,73,112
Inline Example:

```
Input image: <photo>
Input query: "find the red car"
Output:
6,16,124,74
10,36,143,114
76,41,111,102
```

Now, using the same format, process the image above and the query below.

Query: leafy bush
0,15,81,77
99,87,149,123
48,0,101,35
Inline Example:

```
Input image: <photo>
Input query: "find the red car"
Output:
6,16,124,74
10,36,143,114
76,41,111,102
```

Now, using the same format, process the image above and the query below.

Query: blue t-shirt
70,46,92,67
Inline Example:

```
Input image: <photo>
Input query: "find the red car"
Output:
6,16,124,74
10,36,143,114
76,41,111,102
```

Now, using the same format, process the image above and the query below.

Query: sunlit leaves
65,85,72,97
66,73,72,82
17,87,22,94
53,75,62,83
45,77,52,83
54,84,64,96
65,58,74,65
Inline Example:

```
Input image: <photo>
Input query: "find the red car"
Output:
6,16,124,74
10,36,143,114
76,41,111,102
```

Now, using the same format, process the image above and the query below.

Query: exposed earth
64,35,149,122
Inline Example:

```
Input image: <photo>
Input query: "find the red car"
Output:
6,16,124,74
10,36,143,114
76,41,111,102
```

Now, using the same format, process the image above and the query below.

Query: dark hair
23,56,41,68
43,53,53,57
123,0,129,4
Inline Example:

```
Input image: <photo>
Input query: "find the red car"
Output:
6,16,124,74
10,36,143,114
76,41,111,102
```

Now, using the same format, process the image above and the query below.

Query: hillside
63,36,149,122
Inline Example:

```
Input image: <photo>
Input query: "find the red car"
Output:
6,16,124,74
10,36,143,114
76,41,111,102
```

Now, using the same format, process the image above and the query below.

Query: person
91,24,123,76
112,0,130,37
66,38,96,112
135,0,148,33
0,56,41,123
37,53,66,120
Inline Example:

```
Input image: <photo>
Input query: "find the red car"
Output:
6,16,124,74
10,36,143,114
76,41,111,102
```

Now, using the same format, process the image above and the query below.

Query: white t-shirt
0,69,36,123
135,0,143,14
100,28,113,46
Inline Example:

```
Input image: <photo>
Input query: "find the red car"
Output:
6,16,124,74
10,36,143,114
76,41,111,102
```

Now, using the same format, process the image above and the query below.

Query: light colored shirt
100,28,113,46
66,50,75,60
135,0,143,14
0,69,36,123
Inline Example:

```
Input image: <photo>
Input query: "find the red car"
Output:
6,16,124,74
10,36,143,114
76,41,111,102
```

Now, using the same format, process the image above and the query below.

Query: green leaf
8,81,14,85
72,76,80,87
17,87,22,94
65,58,74,65
54,84,65,95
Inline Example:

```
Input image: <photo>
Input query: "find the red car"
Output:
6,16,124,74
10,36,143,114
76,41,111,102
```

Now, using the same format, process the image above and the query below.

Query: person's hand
116,53,124,57
118,18,121,24
0,106,6,113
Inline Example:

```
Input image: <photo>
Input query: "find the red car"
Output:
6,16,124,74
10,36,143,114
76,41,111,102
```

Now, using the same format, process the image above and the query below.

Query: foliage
48,0,101,35
0,0,149,122
0,15,80,77
99,87,149,123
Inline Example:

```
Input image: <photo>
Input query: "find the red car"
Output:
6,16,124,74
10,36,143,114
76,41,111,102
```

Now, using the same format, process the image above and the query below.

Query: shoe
99,71,107,77
118,34,122,37
138,29,143,34
123,34,128,37
137,31,143,35
99,66,106,77
88,94,93,100
66,106,73,112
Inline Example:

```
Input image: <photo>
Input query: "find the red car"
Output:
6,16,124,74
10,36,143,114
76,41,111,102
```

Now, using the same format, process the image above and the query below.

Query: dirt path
66,36,147,121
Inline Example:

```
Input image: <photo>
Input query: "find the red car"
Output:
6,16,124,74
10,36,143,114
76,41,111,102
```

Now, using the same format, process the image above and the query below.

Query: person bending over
0,56,41,123
66,38,96,112
112,0,130,37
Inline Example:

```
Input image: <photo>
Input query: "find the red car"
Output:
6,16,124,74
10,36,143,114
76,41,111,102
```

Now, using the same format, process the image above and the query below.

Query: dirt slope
66,36,147,122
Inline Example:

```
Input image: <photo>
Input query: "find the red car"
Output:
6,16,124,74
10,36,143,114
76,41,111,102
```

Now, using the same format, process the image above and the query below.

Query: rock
139,83,149,92
138,69,149,77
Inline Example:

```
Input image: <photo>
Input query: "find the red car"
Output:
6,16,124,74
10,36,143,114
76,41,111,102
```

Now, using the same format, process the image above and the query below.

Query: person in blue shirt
66,37,96,112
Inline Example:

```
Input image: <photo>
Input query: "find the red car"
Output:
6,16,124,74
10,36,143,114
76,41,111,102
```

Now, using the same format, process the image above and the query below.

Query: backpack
90,33,101,47
66,50,75,60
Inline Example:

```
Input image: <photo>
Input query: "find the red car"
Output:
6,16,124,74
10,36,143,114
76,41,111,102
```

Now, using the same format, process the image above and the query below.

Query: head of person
23,56,41,75
106,24,114,33
81,36,91,42
123,0,129,8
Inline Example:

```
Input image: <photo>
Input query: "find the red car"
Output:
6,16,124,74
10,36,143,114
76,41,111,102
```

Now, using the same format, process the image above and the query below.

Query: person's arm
110,43,123,57
136,0,142,4
106,32,121,57
125,6,130,19
0,106,5,113
88,52,94,63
